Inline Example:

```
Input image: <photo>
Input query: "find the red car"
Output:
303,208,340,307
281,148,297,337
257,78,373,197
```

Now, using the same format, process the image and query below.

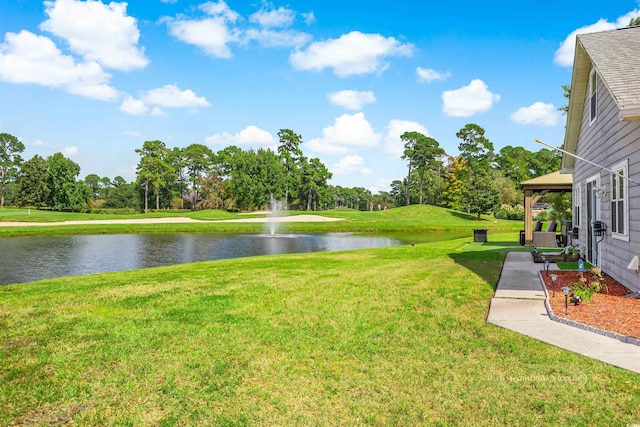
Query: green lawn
1,232,638,426
0,205,522,237
0,207,238,222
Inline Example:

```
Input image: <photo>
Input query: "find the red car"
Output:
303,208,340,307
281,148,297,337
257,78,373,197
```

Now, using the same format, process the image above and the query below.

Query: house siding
573,68,640,292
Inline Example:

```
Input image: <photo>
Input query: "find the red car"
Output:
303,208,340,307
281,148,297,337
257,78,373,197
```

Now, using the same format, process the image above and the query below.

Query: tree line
0,130,392,213
391,123,561,217
131,129,335,213
1,124,559,215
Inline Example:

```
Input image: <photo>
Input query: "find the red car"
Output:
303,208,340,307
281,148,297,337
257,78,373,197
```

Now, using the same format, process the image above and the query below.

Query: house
561,26,640,293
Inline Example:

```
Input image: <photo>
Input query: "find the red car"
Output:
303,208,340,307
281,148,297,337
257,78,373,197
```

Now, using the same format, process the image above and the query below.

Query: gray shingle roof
578,26,640,110
562,26,640,172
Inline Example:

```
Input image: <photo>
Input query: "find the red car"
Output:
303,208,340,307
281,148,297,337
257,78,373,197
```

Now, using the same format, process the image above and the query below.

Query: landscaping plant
572,266,608,303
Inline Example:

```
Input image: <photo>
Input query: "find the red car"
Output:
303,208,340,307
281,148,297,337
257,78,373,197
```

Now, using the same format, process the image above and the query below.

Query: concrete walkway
487,251,640,374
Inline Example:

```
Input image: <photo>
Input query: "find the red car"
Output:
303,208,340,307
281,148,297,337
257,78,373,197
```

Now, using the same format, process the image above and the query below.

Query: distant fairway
0,204,521,237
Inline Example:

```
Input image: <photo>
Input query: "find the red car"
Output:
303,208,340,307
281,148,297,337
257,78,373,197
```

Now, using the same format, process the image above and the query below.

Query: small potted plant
563,244,580,262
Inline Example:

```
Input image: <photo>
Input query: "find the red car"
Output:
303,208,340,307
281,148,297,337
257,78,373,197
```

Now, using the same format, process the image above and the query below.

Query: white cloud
302,12,316,25
244,28,311,48
0,30,119,101
41,0,147,71
307,113,381,155
119,95,148,115
62,145,78,157
32,139,47,147
119,85,210,115
125,131,141,137
369,178,392,194
199,0,239,19
236,125,275,145
66,78,120,100
205,125,275,147
166,1,240,58
290,31,413,77
510,102,559,127
383,120,430,157
243,4,311,48
143,84,211,108
117,164,137,177
416,67,450,84
249,6,295,28
441,79,500,117
332,155,373,175
554,9,640,67
167,2,313,52
328,90,376,110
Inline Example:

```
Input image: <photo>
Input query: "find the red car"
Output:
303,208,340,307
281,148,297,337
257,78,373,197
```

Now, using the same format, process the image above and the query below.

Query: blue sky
1,1,640,193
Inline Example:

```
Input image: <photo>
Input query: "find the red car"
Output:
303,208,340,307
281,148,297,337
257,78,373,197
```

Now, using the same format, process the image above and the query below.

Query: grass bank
0,205,521,237
1,233,638,425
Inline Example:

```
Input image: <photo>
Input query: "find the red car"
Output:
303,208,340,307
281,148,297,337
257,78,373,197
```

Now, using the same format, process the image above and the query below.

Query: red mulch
540,270,640,339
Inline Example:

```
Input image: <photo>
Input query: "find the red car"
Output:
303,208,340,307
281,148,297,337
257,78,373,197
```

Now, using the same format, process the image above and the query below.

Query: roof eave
519,171,574,190
561,40,590,172
560,167,574,174
620,106,640,121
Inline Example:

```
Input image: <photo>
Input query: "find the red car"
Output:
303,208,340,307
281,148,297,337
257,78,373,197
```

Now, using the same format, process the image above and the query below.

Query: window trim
589,67,597,124
573,182,582,228
610,160,629,241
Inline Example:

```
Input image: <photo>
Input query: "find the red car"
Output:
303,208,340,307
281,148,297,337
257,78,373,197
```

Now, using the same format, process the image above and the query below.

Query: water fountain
266,196,286,236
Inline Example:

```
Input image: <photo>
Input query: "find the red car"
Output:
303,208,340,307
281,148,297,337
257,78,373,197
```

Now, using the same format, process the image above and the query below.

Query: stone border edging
538,271,640,347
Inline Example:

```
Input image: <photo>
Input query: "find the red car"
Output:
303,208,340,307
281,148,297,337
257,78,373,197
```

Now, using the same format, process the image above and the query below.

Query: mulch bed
540,270,640,340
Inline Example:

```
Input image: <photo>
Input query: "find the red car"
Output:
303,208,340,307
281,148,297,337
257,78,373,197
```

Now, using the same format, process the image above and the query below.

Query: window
589,68,597,123
610,161,628,240
573,183,581,228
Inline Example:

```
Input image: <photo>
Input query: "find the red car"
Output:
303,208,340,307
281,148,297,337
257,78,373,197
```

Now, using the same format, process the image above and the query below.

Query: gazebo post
524,189,533,246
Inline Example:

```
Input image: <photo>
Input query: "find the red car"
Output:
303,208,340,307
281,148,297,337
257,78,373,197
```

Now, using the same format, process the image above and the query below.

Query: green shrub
90,208,142,215
534,210,550,221
494,208,524,221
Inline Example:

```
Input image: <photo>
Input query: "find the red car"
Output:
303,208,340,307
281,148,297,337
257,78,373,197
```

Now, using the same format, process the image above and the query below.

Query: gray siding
573,68,640,292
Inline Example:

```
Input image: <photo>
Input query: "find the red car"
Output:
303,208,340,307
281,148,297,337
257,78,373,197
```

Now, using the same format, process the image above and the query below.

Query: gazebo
520,171,573,247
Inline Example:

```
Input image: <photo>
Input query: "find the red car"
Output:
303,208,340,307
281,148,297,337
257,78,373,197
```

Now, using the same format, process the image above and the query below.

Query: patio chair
534,220,543,232
533,220,558,247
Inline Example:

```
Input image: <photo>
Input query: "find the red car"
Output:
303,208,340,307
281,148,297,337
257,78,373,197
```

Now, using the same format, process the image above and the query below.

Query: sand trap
215,214,343,223
0,217,201,227
0,214,343,227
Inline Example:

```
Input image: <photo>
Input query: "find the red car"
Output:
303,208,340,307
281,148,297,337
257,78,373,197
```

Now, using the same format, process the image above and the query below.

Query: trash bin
473,228,488,243
519,230,525,246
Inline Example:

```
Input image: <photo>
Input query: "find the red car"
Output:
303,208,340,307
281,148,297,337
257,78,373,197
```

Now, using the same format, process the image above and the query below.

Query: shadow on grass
447,210,489,221
472,241,528,250
447,241,532,290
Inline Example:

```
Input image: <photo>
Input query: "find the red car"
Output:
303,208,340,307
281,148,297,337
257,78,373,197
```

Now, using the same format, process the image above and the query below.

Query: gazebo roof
520,171,573,191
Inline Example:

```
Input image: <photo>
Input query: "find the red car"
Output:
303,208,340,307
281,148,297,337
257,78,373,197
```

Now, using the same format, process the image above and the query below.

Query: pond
1,232,411,285
0,231,473,285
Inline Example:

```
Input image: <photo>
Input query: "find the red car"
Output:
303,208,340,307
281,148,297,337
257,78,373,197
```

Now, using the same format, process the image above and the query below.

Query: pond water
1,232,410,285
0,230,474,285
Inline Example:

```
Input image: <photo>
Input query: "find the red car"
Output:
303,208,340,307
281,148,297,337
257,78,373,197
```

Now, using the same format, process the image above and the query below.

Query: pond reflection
0,233,403,285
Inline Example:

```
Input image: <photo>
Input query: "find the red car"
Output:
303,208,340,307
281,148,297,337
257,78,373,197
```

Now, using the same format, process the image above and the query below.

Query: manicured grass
1,233,638,426
557,261,593,270
0,205,522,237
0,207,238,222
